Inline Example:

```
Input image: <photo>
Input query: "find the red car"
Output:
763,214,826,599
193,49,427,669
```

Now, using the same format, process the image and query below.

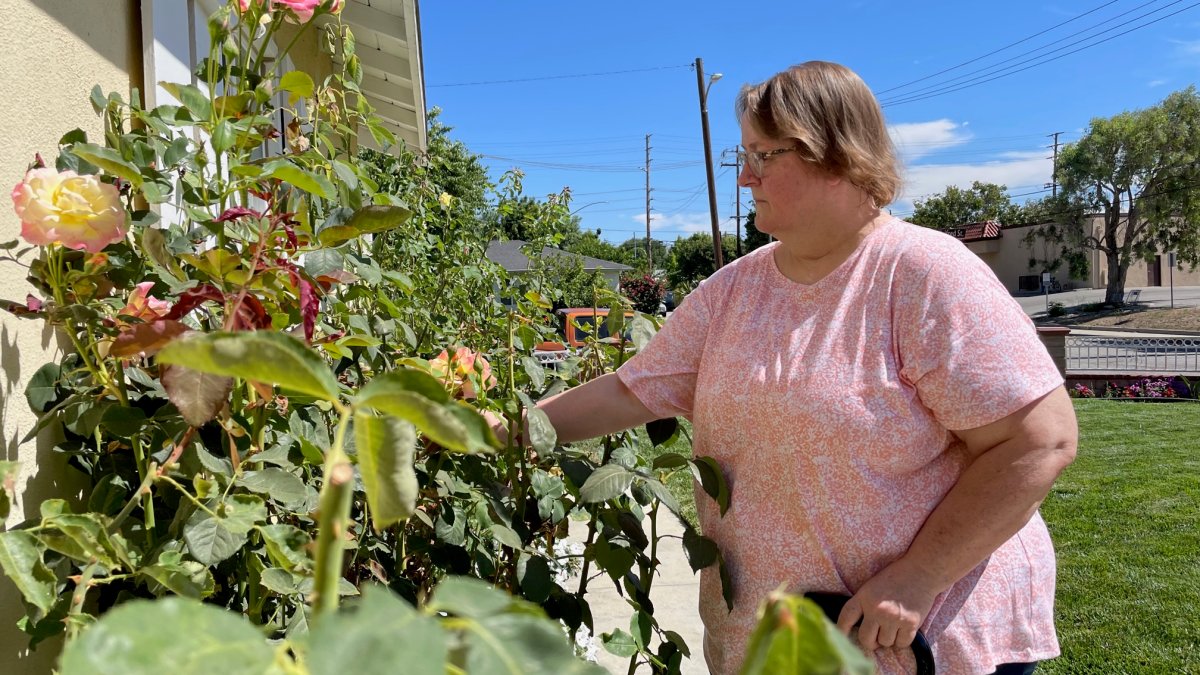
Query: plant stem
312,410,354,620
109,462,159,533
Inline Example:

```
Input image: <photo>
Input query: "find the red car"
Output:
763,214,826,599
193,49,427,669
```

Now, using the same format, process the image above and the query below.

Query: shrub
1048,301,1067,317
621,273,666,314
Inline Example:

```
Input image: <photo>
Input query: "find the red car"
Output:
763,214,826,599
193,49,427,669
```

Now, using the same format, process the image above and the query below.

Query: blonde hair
735,61,900,207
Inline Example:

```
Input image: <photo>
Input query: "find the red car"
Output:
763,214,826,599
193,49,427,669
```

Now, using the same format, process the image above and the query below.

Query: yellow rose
438,192,453,209
11,168,126,252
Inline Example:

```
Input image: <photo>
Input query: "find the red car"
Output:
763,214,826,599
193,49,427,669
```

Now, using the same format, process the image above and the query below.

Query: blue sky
418,1,1200,244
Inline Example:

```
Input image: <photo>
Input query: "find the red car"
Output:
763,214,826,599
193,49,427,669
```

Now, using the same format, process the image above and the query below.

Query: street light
695,58,724,270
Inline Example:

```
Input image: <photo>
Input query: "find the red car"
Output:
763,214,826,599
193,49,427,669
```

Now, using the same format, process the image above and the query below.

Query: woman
515,62,1077,674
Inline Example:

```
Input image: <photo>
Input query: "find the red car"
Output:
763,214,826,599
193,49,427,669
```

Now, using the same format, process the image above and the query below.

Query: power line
428,63,692,88
881,1,1200,107
883,0,1184,103
876,0,1123,95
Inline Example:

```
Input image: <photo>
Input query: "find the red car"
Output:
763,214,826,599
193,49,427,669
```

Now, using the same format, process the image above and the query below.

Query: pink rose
118,282,171,323
430,347,496,400
12,168,126,252
237,0,342,23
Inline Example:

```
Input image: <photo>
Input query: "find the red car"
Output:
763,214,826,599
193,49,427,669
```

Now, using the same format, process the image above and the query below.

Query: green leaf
259,567,300,596
601,628,639,658
140,557,215,599
637,475,681,517
100,405,147,437
0,531,56,617
160,82,212,121
681,527,718,573
161,365,233,427
305,587,445,675
356,371,497,454
70,143,143,186
211,119,235,153
59,598,276,675
257,524,312,573
163,135,191,167
183,509,244,566
279,70,315,105
520,355,546,390
354,411,419,531
157,331,340,401
517,555,553,604
645,417,679,447
317,205,412,247
140,227,185,281
237,469,308,509
24,362,60,413
331,159,359,190
264,159,336,200
463,612,607,675
40,512,127,569
181,495,265,566
428,576,515,618
740,591,874,675
631,610,653,648
490,523,523,550
651,452,689,471
630,314,656,350
690,456,731,516
578,464,633,503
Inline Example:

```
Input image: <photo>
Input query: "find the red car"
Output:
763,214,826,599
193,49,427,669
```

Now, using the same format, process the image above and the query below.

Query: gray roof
485,240,632,273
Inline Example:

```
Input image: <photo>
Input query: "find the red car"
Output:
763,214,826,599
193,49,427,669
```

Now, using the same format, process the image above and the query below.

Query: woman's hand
835,561,939,652
482,410,520,447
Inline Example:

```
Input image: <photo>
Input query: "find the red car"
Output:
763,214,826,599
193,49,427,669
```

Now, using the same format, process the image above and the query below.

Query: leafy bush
1048,301,1067,317
621,273,666,314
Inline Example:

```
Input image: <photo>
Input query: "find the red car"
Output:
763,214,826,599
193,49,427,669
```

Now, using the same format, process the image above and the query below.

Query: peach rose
430,347,496,399
118,282,171,323
12,168,126,252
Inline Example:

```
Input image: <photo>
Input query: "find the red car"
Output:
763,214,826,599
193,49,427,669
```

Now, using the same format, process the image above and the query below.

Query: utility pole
695,57,724,270
1045,131,1063,197
719,146,744,256
645,134,653,272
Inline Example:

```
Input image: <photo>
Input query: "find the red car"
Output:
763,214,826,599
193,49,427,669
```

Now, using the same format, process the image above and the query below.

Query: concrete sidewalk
1015,285,1200,317
566,516,707,674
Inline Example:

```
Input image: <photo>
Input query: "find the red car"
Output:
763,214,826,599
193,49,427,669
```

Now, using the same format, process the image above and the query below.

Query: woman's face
738,122,831,239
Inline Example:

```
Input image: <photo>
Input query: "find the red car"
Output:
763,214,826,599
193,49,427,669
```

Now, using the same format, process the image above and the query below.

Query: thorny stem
158,426,198,475
157,474,221,520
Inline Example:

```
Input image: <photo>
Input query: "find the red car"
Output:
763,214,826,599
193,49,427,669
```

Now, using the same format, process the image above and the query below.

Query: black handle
804,592,935,675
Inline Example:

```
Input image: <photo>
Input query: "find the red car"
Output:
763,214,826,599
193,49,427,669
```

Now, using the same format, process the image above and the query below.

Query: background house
486,239,633,293
951,216,1200,293
0,2,425,671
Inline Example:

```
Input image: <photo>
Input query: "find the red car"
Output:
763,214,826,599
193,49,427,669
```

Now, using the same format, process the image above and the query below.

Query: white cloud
1148,79,1169,88
1169,38,1200,55
629,211,713,238
887,119,972,162
892,151,1052,214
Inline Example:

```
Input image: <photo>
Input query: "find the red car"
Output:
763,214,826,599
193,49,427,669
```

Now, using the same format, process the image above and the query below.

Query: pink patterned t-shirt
617,219,1064,675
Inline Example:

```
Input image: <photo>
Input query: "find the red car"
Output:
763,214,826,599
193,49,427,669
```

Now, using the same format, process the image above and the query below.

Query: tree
620,273,666,313
743,210,771,252
664,232,737,294
561,229,634,266
617,236,669,273
1031,86,1200,304
910,181,1024,230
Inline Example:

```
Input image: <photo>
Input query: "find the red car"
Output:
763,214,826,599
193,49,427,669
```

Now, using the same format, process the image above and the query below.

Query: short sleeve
617,281,715,419
895,243,1064,431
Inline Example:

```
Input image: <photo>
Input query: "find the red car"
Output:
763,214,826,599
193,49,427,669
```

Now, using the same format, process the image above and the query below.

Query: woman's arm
837,386,1078,651
490,372,660,445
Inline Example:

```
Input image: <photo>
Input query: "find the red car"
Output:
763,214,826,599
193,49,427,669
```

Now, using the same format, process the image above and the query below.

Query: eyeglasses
737,147,798,177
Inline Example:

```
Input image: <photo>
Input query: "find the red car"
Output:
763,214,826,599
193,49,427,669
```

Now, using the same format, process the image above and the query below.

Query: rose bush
0,2,864,673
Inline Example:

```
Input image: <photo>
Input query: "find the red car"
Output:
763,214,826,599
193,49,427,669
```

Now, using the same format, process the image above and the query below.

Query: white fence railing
1066,335,1200,374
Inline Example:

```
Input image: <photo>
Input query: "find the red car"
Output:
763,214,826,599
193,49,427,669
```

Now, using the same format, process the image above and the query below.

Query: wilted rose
430,347,496,399
118,282,171,323
11,168,126,252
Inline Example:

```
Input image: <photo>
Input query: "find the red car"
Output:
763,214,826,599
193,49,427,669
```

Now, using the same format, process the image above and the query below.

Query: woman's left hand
835,562,940,651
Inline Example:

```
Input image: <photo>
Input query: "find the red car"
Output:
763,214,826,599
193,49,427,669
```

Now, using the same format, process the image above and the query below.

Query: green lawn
1040,400,1200,674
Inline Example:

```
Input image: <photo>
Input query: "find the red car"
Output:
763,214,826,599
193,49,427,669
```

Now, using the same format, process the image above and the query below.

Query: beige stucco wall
968,218,1200,293
0,1,138,672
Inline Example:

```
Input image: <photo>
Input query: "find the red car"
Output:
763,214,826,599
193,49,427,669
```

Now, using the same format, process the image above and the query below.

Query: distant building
485,240,632,291
950,218,1200,292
